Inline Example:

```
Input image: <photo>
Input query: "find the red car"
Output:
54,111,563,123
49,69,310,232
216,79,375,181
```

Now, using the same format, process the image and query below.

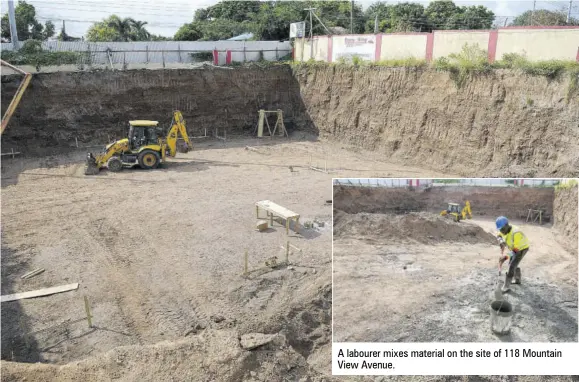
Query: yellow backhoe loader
85,110,191,175
440,201,472,222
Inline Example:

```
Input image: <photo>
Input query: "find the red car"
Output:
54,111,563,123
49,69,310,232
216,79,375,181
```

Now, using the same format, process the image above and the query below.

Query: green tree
205,1,262,22
86,15,153,42
312,1,365,33
174,22,203,41
130,20,151,41
251,1,307,40
106,15,135,41
86,23,121,42
180,1,366,41
511,9,578,26
424,1,494,31
425,0,460,30
150,34,171,41
1,1,56,42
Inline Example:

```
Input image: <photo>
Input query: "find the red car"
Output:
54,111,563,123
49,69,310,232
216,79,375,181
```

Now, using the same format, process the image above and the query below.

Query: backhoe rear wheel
107,156,123,172
138,150,160,170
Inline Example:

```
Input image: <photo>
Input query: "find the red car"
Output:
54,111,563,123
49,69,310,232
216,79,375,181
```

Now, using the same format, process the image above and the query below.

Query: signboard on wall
290,22,306,38
332,36,376,62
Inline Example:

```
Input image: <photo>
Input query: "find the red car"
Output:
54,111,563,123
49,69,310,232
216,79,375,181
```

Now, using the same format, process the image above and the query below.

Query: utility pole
374,14,378,33
531,0,536,25
7,0,19,50
304,8,315,60
350,0,354,33
567,0,573,23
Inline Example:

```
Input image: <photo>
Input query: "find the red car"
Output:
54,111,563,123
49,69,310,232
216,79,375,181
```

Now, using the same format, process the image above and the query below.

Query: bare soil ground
1,137,450,381
333,213,578,343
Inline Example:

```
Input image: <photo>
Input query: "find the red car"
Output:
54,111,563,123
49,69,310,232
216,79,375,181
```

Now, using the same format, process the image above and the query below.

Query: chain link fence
333,178,566,188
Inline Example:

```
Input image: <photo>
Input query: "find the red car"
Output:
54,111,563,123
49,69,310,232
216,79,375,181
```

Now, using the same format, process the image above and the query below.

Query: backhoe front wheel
138,150,160,170
107,157,123,172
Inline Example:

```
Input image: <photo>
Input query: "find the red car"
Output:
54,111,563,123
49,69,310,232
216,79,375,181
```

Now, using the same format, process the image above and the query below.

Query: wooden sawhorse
255,200,300,235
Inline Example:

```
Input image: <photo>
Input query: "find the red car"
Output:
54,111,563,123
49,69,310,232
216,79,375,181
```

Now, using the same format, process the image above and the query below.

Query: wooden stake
84,296,93,328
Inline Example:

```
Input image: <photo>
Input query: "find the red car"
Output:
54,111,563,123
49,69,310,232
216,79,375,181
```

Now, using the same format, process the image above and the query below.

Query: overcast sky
1,0,577,38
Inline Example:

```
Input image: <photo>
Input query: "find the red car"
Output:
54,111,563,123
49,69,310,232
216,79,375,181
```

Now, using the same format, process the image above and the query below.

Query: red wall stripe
425,33,434,62
328,36,333,63
488,30,499,63
375,34,382,61
213,50,218,65
225,50,232,64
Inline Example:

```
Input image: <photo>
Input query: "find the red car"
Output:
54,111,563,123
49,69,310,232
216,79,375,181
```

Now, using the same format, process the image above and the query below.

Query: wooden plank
256,200,299,220
1,283,79,303
21,268,45,279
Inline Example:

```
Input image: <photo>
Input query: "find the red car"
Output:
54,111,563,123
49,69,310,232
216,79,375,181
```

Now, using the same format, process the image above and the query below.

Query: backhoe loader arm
462,200,472,219
165,110,192,157
85,139,129,175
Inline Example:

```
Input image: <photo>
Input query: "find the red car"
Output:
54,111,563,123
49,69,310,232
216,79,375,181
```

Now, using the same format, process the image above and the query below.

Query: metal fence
333,178,568,188
0,40,292,69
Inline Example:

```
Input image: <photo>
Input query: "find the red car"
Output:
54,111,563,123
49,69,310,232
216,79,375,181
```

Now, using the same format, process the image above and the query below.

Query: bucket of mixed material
490,300,513,335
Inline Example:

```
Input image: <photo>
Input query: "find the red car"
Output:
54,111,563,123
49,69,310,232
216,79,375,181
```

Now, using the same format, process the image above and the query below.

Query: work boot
513,268,521,284
502,277,512,293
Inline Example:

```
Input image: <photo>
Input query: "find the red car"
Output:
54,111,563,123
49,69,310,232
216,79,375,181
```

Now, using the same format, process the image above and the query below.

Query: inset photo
332,178,578,343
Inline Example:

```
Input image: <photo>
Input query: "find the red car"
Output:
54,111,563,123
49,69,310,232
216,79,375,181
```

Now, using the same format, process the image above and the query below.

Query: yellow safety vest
499,225,530,252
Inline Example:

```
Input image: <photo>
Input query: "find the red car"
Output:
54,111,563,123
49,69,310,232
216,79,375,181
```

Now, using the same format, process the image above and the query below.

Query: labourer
495,216,530,293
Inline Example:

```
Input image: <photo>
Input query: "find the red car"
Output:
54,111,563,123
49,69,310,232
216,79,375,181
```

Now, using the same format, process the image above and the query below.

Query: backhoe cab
85,111,191,175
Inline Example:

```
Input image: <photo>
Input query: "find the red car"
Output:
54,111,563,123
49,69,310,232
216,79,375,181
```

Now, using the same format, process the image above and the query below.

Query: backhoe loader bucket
177,141,189,154
85,153,100,175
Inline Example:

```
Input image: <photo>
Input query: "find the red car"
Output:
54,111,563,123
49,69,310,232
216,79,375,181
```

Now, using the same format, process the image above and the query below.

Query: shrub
1,40,87,69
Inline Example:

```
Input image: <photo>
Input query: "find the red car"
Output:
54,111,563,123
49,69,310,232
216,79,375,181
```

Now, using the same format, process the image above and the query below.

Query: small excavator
440,201,472,222
85,110,192,175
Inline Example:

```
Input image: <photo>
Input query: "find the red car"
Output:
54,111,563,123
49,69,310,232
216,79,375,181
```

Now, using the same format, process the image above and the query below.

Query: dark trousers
506,248,528,282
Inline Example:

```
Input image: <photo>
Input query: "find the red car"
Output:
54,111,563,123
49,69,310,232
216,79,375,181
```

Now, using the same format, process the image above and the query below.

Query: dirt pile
553,185,578,252
334,211,496,245
294,66,579,177
0,329,329,382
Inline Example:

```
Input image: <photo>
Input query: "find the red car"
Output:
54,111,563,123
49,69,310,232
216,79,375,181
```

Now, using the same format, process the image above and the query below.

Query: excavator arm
165,110,192,157
461,200,472,219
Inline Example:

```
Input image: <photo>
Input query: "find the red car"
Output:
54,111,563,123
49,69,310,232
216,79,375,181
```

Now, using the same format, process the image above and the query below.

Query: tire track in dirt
74,225,149,344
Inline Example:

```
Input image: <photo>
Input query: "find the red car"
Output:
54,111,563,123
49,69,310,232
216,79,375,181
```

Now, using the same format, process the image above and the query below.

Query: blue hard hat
496,216,508,230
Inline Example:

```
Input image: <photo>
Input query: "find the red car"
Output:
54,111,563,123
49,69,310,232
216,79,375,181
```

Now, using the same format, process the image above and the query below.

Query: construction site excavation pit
1,64,579,381
1,133,449,381
332,181,578,343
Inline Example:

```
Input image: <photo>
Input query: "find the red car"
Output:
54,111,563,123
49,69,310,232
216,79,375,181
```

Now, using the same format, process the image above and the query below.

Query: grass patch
373,57,427,68
1,40,88,70
433,43,492,88
495,53,579,101
555,179,578,190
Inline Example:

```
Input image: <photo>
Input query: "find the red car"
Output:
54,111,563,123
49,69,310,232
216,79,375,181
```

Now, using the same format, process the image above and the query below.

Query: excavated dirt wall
2,65,578,176
294,66,579,177
553,185,579,251
333,185,555,221
0,66,314,155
